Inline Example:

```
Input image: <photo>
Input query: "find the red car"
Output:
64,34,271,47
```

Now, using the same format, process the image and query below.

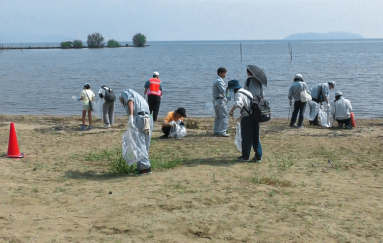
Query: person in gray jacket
331,91,353,129
244,69,264,99
99,85,115,128
212,67,229,137
288,74,311,128
119,89,152,176
310,81,336,125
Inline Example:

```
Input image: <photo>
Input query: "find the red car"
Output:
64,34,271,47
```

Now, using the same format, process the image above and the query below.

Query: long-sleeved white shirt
234,88,253,117
331,97,353,120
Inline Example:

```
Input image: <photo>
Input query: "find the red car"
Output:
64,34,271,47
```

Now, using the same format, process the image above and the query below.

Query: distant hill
284,32,363,40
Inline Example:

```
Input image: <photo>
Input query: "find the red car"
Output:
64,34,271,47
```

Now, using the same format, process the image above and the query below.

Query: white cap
335,91,342,96
295,74,303,79
328,81,336,88
153,71,159,76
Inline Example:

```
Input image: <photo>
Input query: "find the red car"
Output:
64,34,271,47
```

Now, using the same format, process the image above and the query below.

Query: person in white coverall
119,89,152,176
212,67,229,137
331,91,353,129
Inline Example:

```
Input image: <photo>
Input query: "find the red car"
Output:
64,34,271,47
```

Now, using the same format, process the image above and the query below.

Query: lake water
1,40,382,118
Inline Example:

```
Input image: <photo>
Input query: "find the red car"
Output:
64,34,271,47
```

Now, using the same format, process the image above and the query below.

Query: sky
0,0,382,43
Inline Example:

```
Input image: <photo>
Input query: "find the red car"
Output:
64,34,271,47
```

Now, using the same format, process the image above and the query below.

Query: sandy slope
0,115,382,242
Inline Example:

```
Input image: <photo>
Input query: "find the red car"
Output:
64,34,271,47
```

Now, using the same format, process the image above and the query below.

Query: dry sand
0,115,382,242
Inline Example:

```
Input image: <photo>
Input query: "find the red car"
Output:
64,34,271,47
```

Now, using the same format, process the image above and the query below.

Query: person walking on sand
119,89,152,176
228,80,262,162
78,83,95,130
288,74,311,128
309,81,336,126
331,91,353,129
99,85,116,128
144,71,163,121
213,67,229,137
160,107,187,138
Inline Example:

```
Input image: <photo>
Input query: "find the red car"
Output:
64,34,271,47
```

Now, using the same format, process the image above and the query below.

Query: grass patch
150,156,182,170
246,173,293,187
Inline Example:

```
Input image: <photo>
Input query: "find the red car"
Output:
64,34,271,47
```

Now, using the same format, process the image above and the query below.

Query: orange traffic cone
6,122,24,158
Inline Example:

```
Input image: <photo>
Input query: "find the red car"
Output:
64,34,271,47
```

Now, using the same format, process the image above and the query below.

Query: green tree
132,33,147,47
72,39,84,48
87,32,105,48
107,39,121,47
60,41,73,49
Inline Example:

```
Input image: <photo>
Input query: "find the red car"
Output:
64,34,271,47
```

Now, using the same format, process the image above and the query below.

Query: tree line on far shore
60,32,147,49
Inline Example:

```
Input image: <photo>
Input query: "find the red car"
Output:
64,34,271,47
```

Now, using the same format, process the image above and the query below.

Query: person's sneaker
88,126,93,130
220,133,230,137
236,156,249,162
104,124,111,128
290,124,298,128
252,157,262,163
297,125,304,129
80,125,86,131
137,167,152,176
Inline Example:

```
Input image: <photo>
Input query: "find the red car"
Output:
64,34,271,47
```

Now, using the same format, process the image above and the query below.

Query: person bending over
160,107,187,139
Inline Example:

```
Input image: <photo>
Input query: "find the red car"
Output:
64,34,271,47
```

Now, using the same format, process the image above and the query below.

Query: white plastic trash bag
235,120,242,152
308,101,319,121
169,120,187,139
122,125,148,166
206,101,213,113
93,99,103,119
318,106,332,127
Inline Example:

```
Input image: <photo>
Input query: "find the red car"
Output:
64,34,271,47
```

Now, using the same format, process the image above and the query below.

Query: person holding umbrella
244,65,266,99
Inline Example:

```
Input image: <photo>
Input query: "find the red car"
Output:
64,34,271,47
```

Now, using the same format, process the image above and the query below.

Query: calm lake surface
1,40,382,118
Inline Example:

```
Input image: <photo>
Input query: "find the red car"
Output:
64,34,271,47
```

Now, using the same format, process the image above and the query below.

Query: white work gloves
128,115,134,129
326,103,330,108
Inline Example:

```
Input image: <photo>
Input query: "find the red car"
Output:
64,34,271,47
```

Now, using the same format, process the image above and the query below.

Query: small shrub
132,33,147,47
87,32,105,48
60,41,73,49
72,39,84,48
107,39,121,47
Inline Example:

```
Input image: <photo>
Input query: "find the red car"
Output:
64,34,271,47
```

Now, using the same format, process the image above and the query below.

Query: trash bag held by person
309,81,336,126
120,89,152,176
228,80,263,163
212,67,230,137
144,71,163,121
161,107,187,139
288,74,311,128
99,85,115,129
331,91,353,129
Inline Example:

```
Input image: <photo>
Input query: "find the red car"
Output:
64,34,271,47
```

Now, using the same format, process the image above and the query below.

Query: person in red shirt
160,107,187,138
144,71,163,121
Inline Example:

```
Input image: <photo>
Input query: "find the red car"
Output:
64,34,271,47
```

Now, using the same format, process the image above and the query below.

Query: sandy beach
0,115,382,242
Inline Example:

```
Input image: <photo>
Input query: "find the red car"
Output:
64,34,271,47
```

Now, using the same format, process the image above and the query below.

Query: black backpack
103,87,116,102
238,90,271,123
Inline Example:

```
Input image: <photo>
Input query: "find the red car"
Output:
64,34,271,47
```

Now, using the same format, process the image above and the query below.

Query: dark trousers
312,98,321,125
241,116,262,160
162,122,185,137
290,100,307,126
337,118,352,129
148,95,161,121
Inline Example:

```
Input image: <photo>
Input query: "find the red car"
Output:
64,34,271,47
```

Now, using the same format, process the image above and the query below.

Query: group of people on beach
76,66,354,175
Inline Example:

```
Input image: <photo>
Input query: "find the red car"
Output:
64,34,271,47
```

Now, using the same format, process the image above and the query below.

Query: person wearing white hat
309,80,336,125
288,74,311,128
331,91,353,129
78,83,95,130
144,71,163,121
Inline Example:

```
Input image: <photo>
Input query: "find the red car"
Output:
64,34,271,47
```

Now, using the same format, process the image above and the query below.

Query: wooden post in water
288,42,292,60
240,43,242,61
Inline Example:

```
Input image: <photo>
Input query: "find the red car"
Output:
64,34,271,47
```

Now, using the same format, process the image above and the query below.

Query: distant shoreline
0,45,149,50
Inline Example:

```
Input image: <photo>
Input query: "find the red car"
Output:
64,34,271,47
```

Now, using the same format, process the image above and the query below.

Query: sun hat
335,91,343,96
294,74,303,81
328,81,336,88
153,71,159,76
175,107,187,118
227,79,242,90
